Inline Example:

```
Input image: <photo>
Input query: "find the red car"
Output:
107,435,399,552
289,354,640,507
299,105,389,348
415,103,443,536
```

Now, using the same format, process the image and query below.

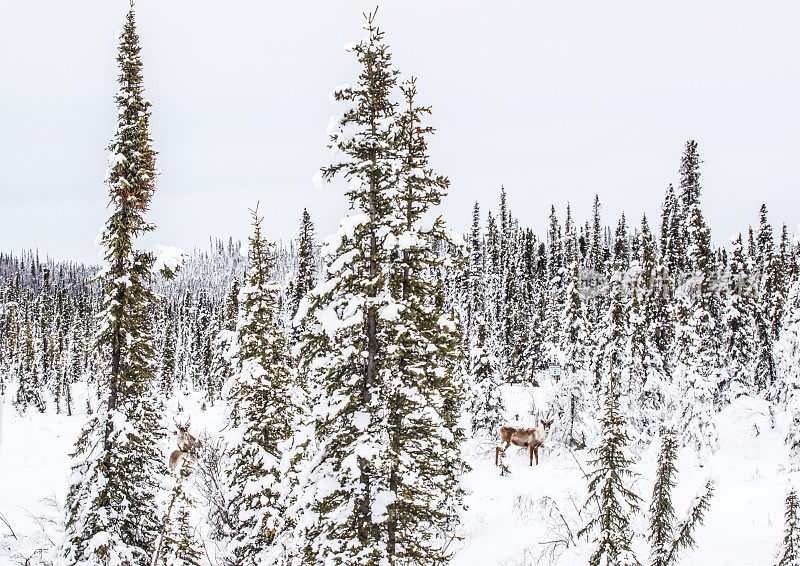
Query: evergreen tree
465,201,484,337
672,305,719,463
591,194,604,274
613,214,630,273
285,13,401,564
290,208,317,327
639,215,672,365
721,232,755,402
285,16,464,563
467,314,503,436
678,141,702,218
548,205,563,286
755,204,778,393
225,206,295,565
64,314,84,416
660,184,682,276
63,7,165,566
777,278,800,469
14,317,45,412
552,259,591,446
157,461,202,566
224,279,240,332
159,320,177,392
648,429,714,566
381,79,465,559
673,183,720,460
778,489,800,566
580,350,641,566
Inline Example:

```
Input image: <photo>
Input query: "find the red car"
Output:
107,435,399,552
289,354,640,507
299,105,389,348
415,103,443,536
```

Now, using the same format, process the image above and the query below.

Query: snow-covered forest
2,6,800,566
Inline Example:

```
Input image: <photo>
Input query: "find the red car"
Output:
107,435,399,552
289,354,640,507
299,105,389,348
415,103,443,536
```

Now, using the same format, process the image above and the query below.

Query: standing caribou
169,419,202,471
495,419,553,466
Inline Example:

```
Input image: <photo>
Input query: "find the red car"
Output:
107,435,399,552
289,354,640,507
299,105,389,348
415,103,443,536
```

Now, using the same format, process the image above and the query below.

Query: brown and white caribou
495,419,553,466
168,419,202,471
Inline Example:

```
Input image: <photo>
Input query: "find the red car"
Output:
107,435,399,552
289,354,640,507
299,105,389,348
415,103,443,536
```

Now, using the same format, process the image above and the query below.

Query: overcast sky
1,1,798,263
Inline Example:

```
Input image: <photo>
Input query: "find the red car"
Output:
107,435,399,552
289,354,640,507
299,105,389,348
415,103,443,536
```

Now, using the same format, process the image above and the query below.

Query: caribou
495,419,553,466
169,419,202,471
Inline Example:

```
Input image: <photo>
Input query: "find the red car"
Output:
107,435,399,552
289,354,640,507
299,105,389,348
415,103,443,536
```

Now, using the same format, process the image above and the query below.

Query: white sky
1,1,798,263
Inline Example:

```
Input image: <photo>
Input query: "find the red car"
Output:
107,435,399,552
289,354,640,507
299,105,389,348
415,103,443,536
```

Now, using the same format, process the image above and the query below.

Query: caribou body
495,420,553,466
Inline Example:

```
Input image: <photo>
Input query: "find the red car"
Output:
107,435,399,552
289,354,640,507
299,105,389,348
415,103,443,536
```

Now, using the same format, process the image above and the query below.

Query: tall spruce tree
591,194,604,274
580,346,641,566
381,77,465,561
778,489,800,566
156,460,202,566
552,259,591,446
14,317,45,412
284,12,401,564
678,142,701,214
778,277,800,469
672,200,720,460
465,200,484,337
721,232,755,402
660,184,682,276
648,429,714,566
639,214,672,363
290,208,317,327
754,204,779,394
285,15,464,563
63,7,165,565
225,206,295,565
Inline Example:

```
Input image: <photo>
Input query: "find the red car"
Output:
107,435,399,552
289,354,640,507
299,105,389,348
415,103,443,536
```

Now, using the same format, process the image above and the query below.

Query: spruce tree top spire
101,7,157,290
322,7,399,213
679,140,702,212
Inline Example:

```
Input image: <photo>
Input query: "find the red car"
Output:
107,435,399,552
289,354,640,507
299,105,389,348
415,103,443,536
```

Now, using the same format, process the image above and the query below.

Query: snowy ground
456,384,788,565
0,383,791,565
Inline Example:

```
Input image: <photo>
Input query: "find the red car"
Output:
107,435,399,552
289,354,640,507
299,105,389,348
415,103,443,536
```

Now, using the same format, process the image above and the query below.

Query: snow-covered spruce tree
648,429,714,566
63,7,166,566
157,460,202,566
551,259,591,447
225,206,295,565
672,190,720,461
64,314,85,416
580,350,641,566
778,489,800,566
285,17,464,564
648,429,678,566
756,204,786,339
720,232,755,403
466,314,503,436
622,216,671,438
284,13,401,565
613,214,630,274
506,228,538,383
778,277,800,470
289,207,317,335
464,202,503,436
592,270,627,397
754,204,779,395
649,245,675,370
590,194,604,274
14,317,45,412
660,184,683,277
484,211,510,379
465,201,484,338
678,140,702,272
381,76,465,561
159,320,177,393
